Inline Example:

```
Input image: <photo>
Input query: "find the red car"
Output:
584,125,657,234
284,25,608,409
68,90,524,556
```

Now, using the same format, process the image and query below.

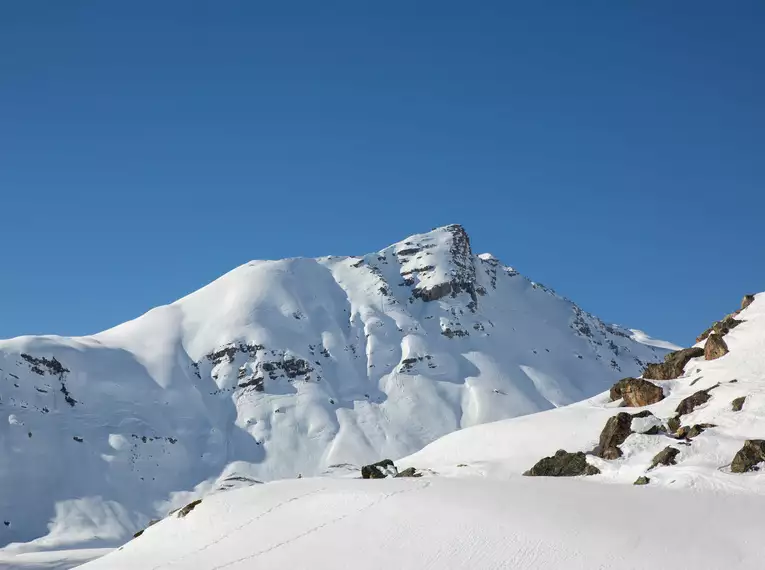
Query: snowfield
0,225,681,567
76,476,763,570
70,293,765,570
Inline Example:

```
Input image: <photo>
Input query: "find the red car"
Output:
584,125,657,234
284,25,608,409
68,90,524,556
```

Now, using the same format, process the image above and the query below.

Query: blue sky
1,1,763,346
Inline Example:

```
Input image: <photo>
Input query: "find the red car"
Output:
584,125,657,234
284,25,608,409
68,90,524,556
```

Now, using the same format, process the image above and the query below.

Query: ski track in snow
206,482,431,570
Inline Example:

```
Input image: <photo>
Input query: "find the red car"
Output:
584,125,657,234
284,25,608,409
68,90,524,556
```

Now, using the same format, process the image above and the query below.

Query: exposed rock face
704,334,729,360
361,459,397,479
666,416,681,434
731,440,765,473
732,396,746,412
132,519,160,539
642,348,704,380
696,314,743,343
677,423,715,440
395,467,422,478
634,476,650,485
650,447,680,469
596,413,633,459
675,387,716,416
177,499,202,518
741,294,755,311
523,450,600,477
405,225,478,307
609,378,664,407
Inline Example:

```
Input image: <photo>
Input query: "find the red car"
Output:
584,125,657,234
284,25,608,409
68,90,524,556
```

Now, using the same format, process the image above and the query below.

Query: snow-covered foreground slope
0,224,671,557
78,476,762,570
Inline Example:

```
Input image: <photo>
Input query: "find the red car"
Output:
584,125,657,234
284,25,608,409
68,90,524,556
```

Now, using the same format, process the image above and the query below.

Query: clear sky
1,1,763,346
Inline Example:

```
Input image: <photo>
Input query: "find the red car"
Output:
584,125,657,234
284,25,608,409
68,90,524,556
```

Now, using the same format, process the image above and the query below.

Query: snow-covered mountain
402,293,765,489
73,293,764,570
0,224,671,557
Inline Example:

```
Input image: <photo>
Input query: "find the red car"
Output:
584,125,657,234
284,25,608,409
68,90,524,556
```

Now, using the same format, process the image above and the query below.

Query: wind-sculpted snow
0,224,670,556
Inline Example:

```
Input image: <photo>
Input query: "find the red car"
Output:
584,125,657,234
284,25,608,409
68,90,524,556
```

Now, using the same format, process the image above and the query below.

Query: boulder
395,467,422,478
650,446,680,469
676,423,715,440
741,294,755,311
731,440,765,473
595,412,633,459
361,459,397,479
732,396,746,412
634,476,650,486
675,386,717,416
666,416,681,434
609,378,664,407
642,347,704,380
631,410,654,419
523,450,600,477
704,334,729,360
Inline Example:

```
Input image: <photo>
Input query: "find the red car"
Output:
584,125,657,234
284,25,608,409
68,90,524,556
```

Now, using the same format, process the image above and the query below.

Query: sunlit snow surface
73,294,765,570
0,226,676,567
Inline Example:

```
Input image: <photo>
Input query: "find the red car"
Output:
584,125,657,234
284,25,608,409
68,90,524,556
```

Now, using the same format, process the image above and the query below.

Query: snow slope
71,293,765,570
403,293,765,491
0,224,671,555
78,475,762,570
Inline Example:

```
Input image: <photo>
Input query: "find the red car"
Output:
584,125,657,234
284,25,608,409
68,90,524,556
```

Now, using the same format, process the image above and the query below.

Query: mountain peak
383,223,476,304
0,225,673,554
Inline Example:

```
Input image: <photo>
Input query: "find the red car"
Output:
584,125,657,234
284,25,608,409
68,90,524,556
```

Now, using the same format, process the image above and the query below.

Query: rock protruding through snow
704,333,729,360
361,459,398,479
731,440,765,473
595,413,633,459
609,378,664,407
523,450,600,477
642,347,704,380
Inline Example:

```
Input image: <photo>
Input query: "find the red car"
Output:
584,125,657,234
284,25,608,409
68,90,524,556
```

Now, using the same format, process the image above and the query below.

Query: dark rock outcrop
640,424,664,436
595,413,633,459
731,440,765,473
634,476,650,485
666,416,681,434
177,499,202,518
732,396,746,412
676,423,715,440
408,225,478,308
704,334,729,360
631,410,654,419
642,347,704,380
696,314,743,343
395,467,422,478
650,446,680,469
132,519,160,538
741,294,755,311
609,378,664,407
675,386,717,416
361,459,397,479
523,450,600,477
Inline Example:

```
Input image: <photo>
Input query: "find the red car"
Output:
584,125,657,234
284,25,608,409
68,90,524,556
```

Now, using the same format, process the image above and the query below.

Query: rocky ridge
521,293,765,481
